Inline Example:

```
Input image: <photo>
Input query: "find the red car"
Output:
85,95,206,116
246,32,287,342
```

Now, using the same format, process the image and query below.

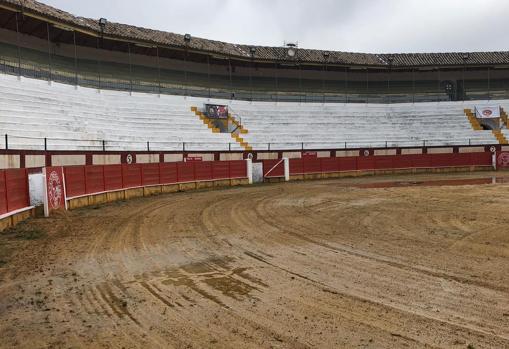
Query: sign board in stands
302,151,318,158
475,106,500,119
205,104,228,119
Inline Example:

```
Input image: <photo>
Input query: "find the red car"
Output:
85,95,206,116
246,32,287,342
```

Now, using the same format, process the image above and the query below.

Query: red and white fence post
42,167,67,217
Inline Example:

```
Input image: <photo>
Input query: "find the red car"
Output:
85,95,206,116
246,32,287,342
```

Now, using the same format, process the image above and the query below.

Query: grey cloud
43,0,508,53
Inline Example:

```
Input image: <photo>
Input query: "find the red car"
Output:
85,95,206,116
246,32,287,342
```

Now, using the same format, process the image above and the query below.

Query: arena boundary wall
262,151,496,182
62,160,251,211
1,152,508,231
0,168,34,231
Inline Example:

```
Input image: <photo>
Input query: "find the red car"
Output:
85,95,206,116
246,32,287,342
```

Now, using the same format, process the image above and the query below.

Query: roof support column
184,48,188,96
46,22,51,82
487,66,491,101
14,12,21,77
322,60,327,104
228,56,233,99
207,55,211,99
436,66,441,102
128,43,132,93
366,68,369,104
156,46,161,95
96,37,102,90
73,31,78,86
274,62,278,103
345,66,348,103
412,67,415,104
298,61,303,103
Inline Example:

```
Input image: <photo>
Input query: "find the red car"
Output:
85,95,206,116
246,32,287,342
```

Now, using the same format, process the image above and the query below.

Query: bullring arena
1,172,509,348
1,0,509,348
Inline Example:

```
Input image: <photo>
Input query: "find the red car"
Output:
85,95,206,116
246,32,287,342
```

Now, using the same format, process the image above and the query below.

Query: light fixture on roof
249,47,256,56
285,41,298,58
99,18,107,29
387,55,394,65
323,51,330,60
462,53,470,60
184,33,192,43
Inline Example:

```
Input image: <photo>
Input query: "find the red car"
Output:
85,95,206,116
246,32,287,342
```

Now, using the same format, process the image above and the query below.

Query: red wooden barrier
177,162,195,183
0,169,30,215
104,165,123,191
195,161,213,181
85,165,105,194
0,171,7,215
122,164,142,188
142,163,161,186
160,163,178,184
63,160,249,199
289,152,493,176
262,159,285,178
229,160,248,178
338,157,357,172
64,166,86,197
212,161,230,180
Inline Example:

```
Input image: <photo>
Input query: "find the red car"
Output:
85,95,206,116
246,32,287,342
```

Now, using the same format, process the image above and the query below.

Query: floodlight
99,18,107,28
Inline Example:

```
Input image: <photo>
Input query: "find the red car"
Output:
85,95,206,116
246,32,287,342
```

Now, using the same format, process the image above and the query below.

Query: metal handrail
1,133,497,152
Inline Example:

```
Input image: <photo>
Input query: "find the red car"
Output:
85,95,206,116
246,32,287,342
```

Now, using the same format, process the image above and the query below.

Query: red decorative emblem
497,153,509,167
47,170,63,209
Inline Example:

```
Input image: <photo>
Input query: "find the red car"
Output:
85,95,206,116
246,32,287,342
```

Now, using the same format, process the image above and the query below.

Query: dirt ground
0,171,509,349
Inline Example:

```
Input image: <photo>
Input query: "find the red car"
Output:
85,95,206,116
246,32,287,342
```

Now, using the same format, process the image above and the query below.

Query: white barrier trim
246,159,253,184
65,176,249,201
0,206,35,221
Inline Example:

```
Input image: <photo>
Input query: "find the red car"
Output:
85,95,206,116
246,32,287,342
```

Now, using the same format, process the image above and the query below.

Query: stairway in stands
191,106,252,151
464,108,509,144
464,108,483,130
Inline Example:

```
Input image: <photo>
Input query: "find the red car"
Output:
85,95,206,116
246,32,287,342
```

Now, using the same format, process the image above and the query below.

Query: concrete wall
336,150,360,157
164,154,184,162
136,154,159,164
93,154,121,165
0,154,20,169
427,147,453,154
25,155,46,168
51,155,86,166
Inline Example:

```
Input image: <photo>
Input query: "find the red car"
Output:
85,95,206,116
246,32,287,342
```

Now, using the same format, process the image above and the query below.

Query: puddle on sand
348,176,509,189
151,257,267,307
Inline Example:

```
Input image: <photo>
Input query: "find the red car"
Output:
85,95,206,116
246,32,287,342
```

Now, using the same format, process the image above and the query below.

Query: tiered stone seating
0,74,500,152
0,74,243,151
227,101,500,150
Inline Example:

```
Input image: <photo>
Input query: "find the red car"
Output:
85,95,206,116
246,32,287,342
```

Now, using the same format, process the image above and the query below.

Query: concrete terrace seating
0,74,244,151
0,73,502,152
224,100,501,150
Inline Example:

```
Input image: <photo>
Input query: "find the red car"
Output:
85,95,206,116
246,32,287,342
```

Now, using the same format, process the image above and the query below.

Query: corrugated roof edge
2,0,508,67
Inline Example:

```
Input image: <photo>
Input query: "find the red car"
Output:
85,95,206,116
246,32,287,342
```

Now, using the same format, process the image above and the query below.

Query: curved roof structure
0,0,508,67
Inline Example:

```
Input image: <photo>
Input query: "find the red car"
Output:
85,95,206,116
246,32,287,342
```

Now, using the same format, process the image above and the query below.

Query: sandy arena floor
0,171,508,349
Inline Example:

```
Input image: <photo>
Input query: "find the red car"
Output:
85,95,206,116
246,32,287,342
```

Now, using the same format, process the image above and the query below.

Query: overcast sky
43,0,508,53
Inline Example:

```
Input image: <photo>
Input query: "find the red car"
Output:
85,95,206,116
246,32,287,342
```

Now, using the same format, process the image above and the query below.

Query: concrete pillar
246,158,253,184
283,157,290,181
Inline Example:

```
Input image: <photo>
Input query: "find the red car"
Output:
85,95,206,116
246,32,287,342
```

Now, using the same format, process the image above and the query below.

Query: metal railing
1,134,497,152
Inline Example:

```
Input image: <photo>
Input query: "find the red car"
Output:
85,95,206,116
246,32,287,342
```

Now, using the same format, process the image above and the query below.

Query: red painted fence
290,153,492,175
63,160,247,198
0,168,30,215
263,152,492,178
